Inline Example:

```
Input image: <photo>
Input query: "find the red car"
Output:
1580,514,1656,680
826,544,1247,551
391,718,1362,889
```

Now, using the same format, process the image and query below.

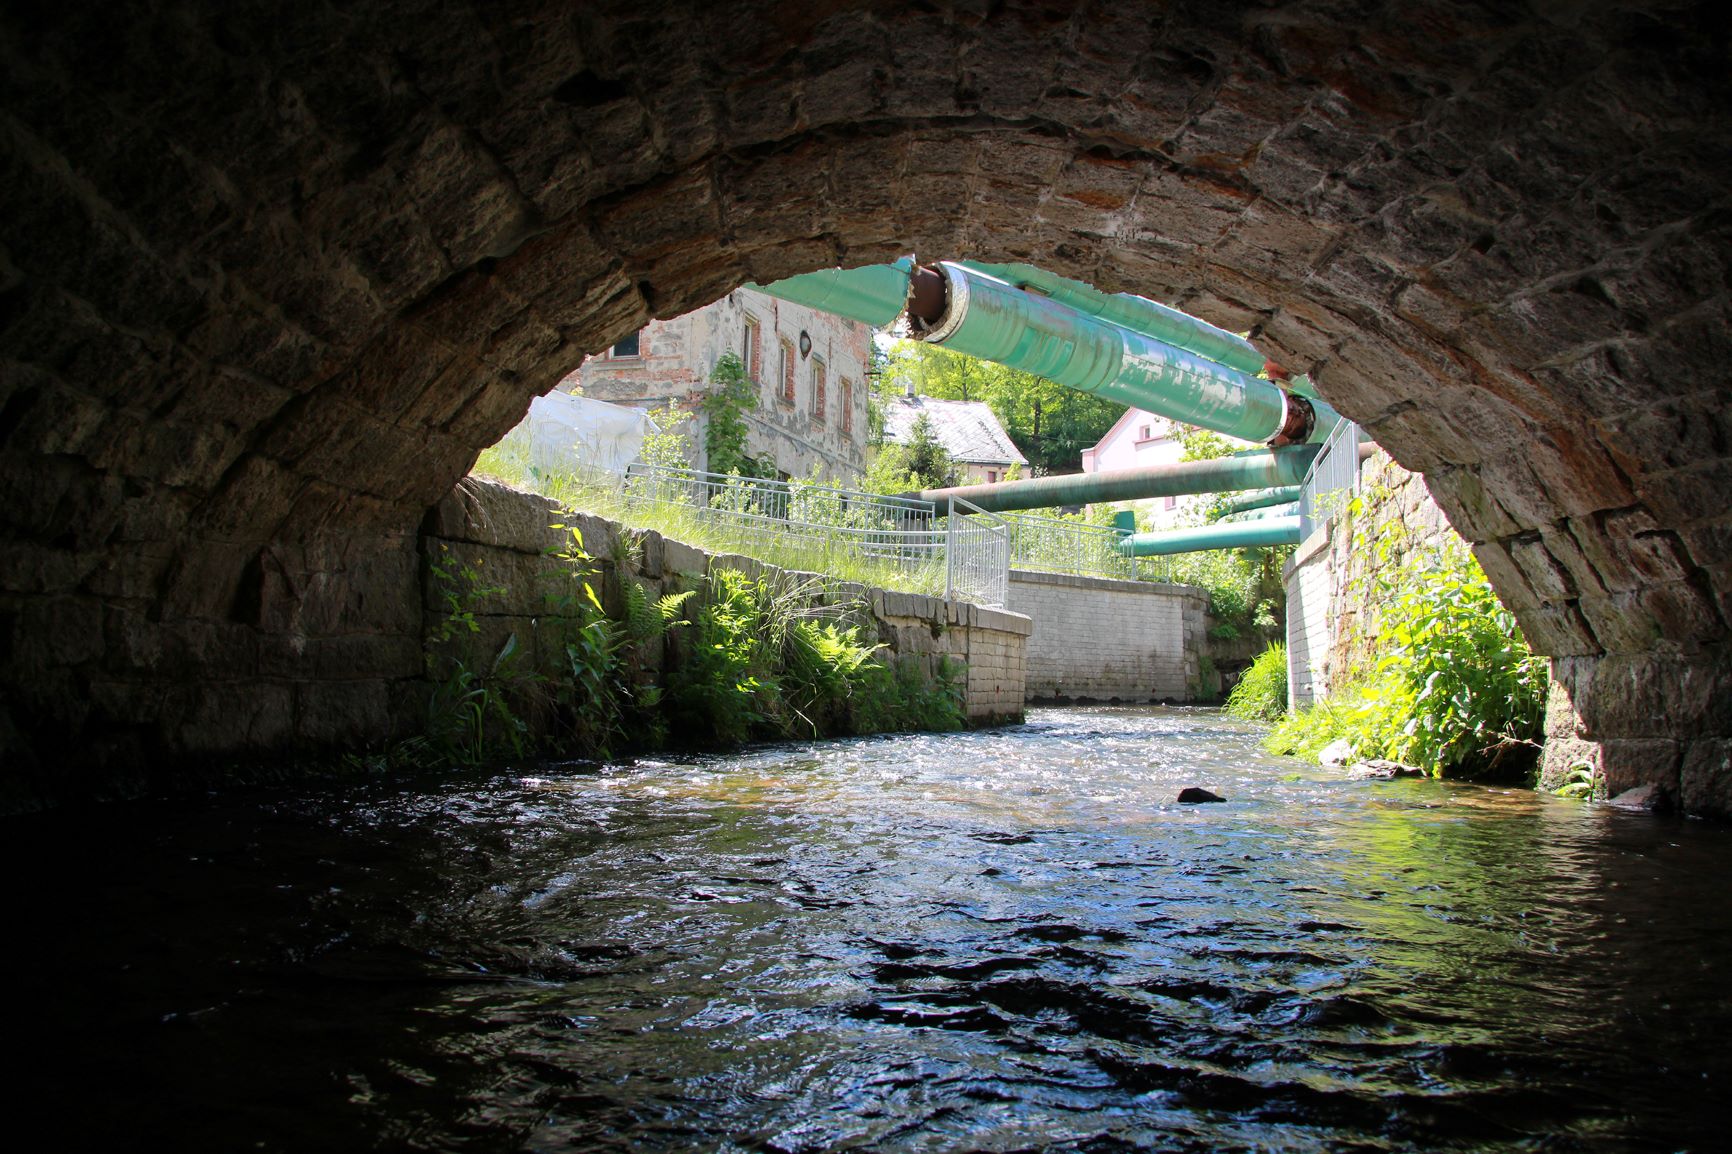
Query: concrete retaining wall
1005,569,1208,702
1285,527,1335,708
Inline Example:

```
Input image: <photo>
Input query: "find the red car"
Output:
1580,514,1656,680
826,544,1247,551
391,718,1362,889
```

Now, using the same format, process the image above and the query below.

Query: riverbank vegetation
1224,643,1288,721
406,512,965,770
1265,537,1548,780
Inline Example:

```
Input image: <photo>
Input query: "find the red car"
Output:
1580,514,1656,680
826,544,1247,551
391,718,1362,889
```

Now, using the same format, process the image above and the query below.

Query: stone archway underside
2,1,1728,811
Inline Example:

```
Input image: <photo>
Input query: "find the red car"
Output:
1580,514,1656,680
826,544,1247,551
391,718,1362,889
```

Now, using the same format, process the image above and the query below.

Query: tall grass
1224,643,1287,721
470,445,953,598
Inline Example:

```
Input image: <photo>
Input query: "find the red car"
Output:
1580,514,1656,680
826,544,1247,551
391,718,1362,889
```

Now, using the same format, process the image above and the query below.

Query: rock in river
1317,738,1355,766
1177,787,1226,803
1347,760,1425,780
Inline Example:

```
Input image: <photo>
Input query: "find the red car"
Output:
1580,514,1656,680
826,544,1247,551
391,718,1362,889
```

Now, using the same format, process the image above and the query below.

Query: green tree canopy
863,412,959,494
879,340,1123,475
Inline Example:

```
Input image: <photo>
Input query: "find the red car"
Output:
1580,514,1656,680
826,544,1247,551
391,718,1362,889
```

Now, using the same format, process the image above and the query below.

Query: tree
864,413,959,494
879,340,1123,475
701,352,763,476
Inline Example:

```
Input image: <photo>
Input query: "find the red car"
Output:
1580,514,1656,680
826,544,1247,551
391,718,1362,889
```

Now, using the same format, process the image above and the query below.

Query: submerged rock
1347,760,1425,780
1317,739,1355,767
1607,783,1669,812
1177,787,1226,804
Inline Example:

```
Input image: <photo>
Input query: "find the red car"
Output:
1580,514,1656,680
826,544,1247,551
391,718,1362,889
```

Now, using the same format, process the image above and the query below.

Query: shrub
1265,543,1548,779
1225,643,1287,721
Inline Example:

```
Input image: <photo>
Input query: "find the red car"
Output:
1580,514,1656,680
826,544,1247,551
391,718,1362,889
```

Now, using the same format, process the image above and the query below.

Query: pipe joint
1270,393,1316,446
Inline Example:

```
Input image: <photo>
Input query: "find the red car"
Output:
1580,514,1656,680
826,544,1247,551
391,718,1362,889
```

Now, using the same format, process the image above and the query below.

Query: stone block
1680,738,1732,819
1508,535,1576,602
1598,738,1681,800
295,680,394,746
661,538,707,579
174,682,296,754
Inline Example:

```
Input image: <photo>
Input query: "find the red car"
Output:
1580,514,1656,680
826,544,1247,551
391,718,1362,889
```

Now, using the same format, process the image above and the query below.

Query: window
1164,495,1177,510
987,470,998,483
610,331,642,358
779,340,795,404
811,359,826,424
1139,424,1152,440
840,378,854,436
742,316,760,382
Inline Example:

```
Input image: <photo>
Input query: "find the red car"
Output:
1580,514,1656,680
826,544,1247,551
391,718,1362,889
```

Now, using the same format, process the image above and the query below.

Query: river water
9,706,1731,1152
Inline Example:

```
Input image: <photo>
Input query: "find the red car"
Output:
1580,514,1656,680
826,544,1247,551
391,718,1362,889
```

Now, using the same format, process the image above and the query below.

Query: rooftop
882,395,1027,466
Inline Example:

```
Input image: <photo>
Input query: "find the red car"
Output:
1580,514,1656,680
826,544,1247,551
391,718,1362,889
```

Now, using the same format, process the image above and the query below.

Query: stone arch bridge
2,2,1728,812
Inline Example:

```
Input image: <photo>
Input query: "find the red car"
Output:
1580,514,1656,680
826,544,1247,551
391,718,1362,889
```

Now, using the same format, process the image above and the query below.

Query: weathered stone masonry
426,480,1029,736
2,2,1729,813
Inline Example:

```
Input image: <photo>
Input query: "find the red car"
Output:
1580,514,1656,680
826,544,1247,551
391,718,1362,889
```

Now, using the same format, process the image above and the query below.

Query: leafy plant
865,412,960,493
702,352,768,477
423,545,534,765
1266,542,1548,779
1225,643,1288,721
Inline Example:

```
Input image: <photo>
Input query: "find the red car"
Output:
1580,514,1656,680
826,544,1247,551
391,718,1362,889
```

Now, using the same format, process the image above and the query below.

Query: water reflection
7,706,1730,1152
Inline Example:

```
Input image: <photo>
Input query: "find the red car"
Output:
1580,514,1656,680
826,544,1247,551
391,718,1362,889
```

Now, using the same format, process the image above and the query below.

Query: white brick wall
1285,525,1335,708
1005,570,1207,702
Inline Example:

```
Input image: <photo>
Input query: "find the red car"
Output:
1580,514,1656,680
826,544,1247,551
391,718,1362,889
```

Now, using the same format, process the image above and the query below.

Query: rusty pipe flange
1269,392,1316,446
906,263,948,327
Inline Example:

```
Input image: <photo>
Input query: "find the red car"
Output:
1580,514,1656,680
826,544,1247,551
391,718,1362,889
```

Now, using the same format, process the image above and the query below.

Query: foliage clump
879,340,1123,475
405,524,968,769
1224,643,1288,722
665,567,965,744
702,352,773,478
1265,540,1548,780
865,412,959,493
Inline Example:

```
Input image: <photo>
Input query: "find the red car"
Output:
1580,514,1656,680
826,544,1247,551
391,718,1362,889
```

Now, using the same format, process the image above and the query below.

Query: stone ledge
1010,568,1204,599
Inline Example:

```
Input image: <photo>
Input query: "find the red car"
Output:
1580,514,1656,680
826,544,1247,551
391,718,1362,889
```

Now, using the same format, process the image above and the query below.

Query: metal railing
1000,510,1170,583
609,463,1225,606
946,497,1010,606
1298,420,1362,539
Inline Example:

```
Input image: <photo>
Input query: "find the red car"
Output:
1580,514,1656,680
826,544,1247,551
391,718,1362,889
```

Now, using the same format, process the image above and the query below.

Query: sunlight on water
7,706,1731,1152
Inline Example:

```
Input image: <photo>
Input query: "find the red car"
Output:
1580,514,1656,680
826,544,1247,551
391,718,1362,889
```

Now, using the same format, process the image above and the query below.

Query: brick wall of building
575,287,872,482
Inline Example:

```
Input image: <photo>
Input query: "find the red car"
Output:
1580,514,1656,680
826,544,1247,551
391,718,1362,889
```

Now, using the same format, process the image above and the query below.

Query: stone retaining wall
1005,569,1207,702
427,479,1030,730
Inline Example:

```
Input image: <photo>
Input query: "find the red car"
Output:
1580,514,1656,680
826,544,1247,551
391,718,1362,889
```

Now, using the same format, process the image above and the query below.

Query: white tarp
501,391,652,477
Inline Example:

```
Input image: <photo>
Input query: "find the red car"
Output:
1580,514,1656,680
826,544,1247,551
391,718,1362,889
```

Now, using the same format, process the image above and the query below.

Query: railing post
949,502,962,596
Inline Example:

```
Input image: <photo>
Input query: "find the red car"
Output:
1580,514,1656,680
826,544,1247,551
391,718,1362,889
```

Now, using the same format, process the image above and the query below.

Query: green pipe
919,444,1320,515
921,262,1313,443
1218,486,1302,515
1119,516,1302,557
956,261,1271,378
755,261,1343,446
1219,501,1300,523
748,257,914,328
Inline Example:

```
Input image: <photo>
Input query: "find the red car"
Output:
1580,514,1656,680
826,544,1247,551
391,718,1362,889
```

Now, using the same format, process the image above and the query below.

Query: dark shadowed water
8,706,1731,1152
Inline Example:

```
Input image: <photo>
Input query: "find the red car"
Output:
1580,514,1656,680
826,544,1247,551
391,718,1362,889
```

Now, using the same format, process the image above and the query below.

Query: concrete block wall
1006,569,1208,702
1285,527,1336,708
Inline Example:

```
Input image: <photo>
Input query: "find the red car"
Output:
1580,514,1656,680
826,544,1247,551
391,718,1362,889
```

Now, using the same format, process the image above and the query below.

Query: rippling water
10,706,1731,1152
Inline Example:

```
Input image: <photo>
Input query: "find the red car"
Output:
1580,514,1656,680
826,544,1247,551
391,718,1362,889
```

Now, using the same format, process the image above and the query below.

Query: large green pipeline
1218,485,1302,515
1219,501,1300,522
747,258,915,327
1119,516,1302,557
919,444,1319,515
955,261,1274,379
754,261,1341,446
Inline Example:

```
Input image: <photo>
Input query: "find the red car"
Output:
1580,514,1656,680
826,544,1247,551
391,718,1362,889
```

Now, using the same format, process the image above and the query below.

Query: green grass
1224,642,1287,721
471,445,954,598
